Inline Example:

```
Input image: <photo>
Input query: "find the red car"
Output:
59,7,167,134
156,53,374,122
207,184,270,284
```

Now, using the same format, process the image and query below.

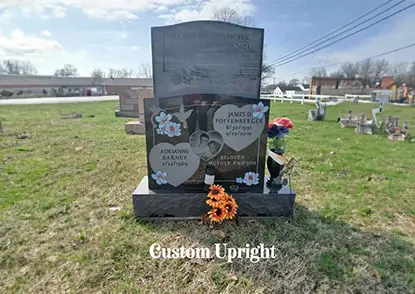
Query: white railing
260,93,376,105
344,94,372,100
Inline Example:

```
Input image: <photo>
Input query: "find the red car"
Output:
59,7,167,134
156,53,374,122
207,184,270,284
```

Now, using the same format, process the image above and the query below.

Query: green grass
1,101,415,293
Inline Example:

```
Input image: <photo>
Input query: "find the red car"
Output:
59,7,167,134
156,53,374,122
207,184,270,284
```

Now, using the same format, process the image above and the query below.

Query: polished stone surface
132,176,296,219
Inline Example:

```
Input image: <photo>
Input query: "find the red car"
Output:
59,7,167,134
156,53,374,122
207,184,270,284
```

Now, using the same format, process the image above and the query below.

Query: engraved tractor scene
169,65,218,85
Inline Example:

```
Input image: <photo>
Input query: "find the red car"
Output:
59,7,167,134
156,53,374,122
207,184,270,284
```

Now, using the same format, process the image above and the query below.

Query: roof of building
381,76,395,89
0,74,153,87
277,86,304,92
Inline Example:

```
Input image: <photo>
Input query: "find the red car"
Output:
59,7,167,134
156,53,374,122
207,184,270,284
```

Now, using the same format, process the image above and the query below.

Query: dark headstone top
151,21,264,99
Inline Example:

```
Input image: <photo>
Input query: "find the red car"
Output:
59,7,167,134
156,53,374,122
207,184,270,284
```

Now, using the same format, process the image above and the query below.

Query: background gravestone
138,88,154,123
125,88,154,135
115,88,140,117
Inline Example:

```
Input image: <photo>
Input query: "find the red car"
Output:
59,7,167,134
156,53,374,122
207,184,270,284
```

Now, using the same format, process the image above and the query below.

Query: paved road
0,95,119,105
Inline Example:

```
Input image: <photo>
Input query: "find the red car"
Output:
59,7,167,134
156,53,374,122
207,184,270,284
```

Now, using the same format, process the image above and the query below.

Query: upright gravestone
115,89,140,117
125,88,154,135
133,21,293,218
138,88,154,123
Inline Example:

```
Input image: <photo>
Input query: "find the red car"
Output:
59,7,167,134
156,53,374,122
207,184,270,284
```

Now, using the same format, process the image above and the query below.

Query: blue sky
0,0,414,82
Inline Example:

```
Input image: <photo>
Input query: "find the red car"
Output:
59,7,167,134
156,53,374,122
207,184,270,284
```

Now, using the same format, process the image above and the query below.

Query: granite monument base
340,119,359,128
125,121,145,135
115,111,139,118
308,110,325,121
132,176,296,220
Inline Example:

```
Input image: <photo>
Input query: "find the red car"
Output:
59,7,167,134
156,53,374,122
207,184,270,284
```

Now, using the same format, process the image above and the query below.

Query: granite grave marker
115,89,140,117
133,21,295,218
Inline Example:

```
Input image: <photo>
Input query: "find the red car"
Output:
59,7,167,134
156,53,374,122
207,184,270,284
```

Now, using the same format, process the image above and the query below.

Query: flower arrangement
268,117,294,152
206,184,238,223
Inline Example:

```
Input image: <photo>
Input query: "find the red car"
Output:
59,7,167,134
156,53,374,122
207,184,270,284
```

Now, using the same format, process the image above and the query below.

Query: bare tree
407,62,415,86
263,84,277,92
2,60,21,75
358,59,374,88
340,62,360,78
20,61,38,75
389,62,409,86
212,7,273,82
136,63,153,78
1,60,38,75
91,68,105,78
288,78,299,86
329,69,345,78
212,7,253,26
309,67,327,77
108,68,119,79
372,59,389,83
54,64,79,77
120,68,134,78
108,68,135,78
261,49,275,81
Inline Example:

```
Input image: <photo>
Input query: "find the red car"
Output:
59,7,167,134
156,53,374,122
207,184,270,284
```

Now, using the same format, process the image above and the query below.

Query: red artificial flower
273,117,294,129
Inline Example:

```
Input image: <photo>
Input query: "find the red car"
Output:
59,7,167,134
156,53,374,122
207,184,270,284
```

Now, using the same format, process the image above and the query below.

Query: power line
269,0,397,65
271,0,408,67
276,42,415,81
270,3,415,68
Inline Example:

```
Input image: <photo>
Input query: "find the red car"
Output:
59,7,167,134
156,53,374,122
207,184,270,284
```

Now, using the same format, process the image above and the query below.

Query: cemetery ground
1,101,415,294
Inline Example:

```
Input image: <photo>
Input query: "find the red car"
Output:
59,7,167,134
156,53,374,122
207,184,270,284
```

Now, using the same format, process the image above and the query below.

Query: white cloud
159,0,255,23
0,9,14,22
0,0,186,20
76,50,88,56
42,30,52,37
0,31,105,76
155,5,168,13
53,5,67,18
325,14,415,65
105,45,142,52
0,29,63,59
0,0,254,21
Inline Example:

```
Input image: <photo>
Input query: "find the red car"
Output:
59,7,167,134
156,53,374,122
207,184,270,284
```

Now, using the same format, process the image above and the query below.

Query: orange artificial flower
220,192,232,203
208,184,225,199
208,206,227,223
206,196,222,208
224,200,238,220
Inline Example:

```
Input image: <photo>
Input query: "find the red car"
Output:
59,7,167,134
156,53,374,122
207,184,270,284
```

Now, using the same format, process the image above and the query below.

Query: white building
273,86,304,97
297,84,310,93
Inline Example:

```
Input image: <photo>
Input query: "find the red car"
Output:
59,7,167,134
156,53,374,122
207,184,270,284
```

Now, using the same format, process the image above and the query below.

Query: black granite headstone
145,21,267,192
133,21,295,219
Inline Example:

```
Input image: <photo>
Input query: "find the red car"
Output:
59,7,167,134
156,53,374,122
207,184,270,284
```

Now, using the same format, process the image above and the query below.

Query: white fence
260,94,374,105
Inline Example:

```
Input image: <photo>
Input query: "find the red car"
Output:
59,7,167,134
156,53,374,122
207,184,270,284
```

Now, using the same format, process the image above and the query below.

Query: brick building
0,74,152,97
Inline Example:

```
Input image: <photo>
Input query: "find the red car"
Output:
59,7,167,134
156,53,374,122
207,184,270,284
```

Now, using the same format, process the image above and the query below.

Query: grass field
1,101,415,293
